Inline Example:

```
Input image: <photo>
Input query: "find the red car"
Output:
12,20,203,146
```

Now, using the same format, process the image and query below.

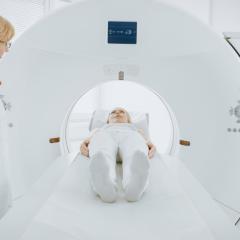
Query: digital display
108,21,137,44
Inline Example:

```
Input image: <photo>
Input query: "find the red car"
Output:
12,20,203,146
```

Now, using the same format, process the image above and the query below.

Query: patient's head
107,107,131,124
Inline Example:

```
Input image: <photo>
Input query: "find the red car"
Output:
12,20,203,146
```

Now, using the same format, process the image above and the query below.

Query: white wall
211,0,240,32
159,0,240,34
0,0,46,39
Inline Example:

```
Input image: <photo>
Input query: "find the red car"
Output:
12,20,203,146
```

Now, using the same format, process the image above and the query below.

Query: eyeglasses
0,40,11,49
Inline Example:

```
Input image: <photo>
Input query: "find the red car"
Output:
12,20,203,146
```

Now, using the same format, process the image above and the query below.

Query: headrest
89,109,150,140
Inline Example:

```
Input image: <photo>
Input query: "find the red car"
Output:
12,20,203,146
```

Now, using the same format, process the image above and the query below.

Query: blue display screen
108,21,137,44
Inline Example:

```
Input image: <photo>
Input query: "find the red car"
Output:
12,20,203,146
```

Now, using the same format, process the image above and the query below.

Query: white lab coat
0,103,11,219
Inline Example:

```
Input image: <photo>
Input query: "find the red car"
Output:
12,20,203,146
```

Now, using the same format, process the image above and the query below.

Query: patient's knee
91,150,109,158
125,150,148,161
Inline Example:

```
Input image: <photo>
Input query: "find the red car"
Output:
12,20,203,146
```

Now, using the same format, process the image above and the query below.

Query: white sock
124,151,150,202
89,152,117,203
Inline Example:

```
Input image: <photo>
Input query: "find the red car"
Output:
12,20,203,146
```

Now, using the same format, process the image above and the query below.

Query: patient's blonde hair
0,16,15,43
107,107,132,123
125,111,131,123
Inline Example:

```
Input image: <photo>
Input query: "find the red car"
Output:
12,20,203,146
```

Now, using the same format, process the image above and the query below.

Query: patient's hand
80,139,90,157
147,142,156,159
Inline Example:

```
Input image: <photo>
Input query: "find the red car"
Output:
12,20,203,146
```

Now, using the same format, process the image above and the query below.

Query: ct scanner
0,0,240,239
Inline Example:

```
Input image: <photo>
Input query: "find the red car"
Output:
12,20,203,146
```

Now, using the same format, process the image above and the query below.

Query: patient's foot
89,152,117,203
124,151,150,202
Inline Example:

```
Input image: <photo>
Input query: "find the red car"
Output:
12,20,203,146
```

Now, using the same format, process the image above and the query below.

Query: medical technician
0,15,15,219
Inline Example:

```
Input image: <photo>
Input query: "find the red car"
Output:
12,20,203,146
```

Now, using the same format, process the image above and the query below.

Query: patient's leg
88,130,118,203
119,131,150,202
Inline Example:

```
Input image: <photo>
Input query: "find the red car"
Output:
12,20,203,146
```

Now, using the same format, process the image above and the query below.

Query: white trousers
88,126,150,202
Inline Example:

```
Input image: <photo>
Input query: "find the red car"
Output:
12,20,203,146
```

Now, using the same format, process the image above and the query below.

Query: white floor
0,153,240,240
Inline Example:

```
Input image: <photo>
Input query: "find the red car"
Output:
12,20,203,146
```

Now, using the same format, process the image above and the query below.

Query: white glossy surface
0,152,76,239
1,154,239,239
20,157,215,240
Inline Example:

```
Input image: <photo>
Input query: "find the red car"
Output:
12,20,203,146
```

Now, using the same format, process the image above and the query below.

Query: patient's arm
147,142,156,159
137,128,156,159
80,128,99,157
80,139,90,157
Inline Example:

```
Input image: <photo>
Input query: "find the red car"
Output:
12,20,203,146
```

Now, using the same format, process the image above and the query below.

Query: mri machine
0,0,240,239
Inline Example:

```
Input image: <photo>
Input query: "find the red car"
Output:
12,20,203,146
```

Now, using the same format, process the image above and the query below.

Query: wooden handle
179,139,190,146
118,71,124,80
49,137,60,143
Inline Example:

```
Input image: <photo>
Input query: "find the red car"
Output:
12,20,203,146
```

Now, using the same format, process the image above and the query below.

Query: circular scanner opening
65,81,177,155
